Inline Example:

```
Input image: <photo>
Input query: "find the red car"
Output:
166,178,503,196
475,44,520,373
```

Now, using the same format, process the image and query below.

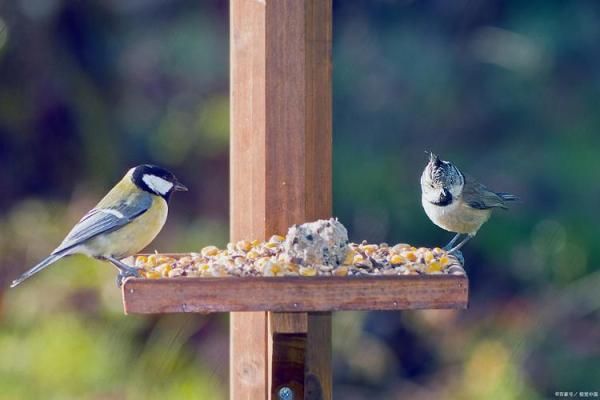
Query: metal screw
278,386,293,400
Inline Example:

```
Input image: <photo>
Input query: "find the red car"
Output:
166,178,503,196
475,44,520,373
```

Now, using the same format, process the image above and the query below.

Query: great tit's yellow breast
422,196,491,234
88,195,168,258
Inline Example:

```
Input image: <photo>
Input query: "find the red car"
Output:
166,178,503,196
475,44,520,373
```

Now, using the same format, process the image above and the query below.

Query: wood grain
270,313,309,334
306,312,331,400
122,275,468,313
230,0,268,397
230,0,266,243
230,0,333,398
231,0,333,240
270,333,306,400
304,0,333,224
268,313,308,400
230,312,269,400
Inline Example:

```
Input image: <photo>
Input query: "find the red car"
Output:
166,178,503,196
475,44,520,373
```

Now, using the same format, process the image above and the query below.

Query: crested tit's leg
443,233,462,251
450,250,465,266
102,256,141,287
448,234,474,254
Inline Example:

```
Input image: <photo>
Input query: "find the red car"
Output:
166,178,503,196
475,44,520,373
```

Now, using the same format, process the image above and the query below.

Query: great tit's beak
174,181,188,192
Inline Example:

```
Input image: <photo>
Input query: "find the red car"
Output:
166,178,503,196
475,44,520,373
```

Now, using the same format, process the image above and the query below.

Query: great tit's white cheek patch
143,174,173,195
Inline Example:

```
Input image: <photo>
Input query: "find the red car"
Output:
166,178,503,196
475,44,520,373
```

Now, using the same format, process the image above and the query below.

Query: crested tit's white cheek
421,185,438,204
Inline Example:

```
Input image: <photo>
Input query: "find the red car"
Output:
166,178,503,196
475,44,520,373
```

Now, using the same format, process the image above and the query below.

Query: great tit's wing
462,175,508,210
53,192,153,254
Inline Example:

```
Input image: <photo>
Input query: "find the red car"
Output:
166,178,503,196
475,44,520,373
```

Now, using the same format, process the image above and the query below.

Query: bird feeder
121,1,469,399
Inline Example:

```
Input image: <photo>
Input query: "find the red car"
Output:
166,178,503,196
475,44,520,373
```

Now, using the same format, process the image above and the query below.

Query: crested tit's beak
174,181,188,192
428,151,441,167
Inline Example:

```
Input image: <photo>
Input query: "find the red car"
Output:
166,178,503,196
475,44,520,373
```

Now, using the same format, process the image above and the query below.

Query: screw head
278,386,293,400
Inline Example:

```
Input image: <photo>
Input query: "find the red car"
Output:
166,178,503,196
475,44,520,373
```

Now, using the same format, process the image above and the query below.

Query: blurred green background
0,1,598,399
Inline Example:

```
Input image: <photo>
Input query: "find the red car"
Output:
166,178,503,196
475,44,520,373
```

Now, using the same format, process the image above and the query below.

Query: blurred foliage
0,0,599,399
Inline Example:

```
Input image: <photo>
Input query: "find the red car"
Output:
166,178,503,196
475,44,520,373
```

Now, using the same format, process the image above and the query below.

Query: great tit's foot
448,249,465,266
115,267,140,287
103,256,141,287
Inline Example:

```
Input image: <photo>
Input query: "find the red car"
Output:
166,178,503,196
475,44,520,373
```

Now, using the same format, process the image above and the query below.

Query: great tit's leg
103,255,139,275
443,233,462,251
448,234,473,254
102,256,140,287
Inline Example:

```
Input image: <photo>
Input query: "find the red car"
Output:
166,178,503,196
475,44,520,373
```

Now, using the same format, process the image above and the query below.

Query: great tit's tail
10,252,66,288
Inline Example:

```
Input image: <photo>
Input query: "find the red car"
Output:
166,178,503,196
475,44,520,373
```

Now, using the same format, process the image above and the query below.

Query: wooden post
230,0,332,399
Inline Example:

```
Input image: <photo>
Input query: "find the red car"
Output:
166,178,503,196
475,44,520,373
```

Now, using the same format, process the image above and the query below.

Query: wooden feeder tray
122,253,468,315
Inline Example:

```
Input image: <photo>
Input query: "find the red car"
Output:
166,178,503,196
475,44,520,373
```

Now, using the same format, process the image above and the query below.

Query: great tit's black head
130,164,188,200
421,152,464,204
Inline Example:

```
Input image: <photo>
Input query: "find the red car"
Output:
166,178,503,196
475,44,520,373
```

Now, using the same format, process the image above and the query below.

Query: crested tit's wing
461,174,509,210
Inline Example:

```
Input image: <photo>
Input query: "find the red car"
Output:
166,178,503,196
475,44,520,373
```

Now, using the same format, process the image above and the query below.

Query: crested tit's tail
497,192,519,202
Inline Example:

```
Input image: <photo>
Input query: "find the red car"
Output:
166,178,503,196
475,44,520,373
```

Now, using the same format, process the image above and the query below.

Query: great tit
420,152,517,254
10,164,187,288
